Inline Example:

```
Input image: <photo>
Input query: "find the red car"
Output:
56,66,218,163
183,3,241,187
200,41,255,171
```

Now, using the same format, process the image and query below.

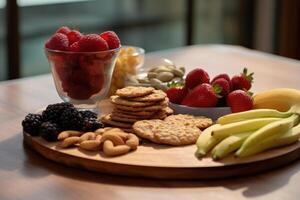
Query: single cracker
150,110,167,120
164,114,213,129
112,109,156,117
116,86,154,98
111,111,148,119
114,104,165,112
164,107,174,116
133,120,164,143
111,95,157,107
110,114,141,123
101,114,133,128
153,122,201,146
129,90,167,102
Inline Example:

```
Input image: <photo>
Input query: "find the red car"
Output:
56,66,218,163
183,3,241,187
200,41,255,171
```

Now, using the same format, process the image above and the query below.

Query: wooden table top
1,45,300,200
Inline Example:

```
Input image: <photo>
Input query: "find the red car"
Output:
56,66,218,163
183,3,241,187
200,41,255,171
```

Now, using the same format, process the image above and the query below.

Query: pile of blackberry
22,102,103,142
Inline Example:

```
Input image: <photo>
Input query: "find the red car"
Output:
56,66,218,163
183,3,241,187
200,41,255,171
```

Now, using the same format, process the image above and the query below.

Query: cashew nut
103,140,130,157
105,128,128,140
95,127,113,135
59,136,80,148
79,140,101,151
95,134,102,141
79,132,96,143
126,134,139,150
57,130,82,140
100,132,125,146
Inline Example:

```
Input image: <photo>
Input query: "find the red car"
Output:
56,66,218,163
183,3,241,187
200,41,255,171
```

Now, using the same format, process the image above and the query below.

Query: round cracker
110,114,141,123
133,120,164,142
112,109,156,117
164,114,213,129
101,114,133,128
153,122,200,146
150,110,167,120
163,107,174,116
111,95,157,107
111,111,154,120
116,86,154,98
129,90,167,102
114,104,166,112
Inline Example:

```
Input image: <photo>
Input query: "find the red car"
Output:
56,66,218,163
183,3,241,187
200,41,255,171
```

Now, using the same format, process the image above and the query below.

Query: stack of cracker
101,86,173,132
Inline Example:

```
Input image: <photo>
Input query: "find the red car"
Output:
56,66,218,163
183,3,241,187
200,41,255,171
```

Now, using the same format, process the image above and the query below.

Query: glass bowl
45,47,120,111
108,45,145,95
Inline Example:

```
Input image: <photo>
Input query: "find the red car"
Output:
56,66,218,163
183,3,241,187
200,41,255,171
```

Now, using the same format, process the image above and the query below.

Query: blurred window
0,0,6,80
19,0,185,78
1,0,248,81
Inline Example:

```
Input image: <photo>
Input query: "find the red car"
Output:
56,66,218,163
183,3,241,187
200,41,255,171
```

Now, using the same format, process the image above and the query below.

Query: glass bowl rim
120,45,145,57
44,46,121,54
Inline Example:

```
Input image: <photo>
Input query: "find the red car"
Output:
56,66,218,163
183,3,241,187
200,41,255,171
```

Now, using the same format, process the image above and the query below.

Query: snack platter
23,121,300,180
22,26,300,180
23,98,300,179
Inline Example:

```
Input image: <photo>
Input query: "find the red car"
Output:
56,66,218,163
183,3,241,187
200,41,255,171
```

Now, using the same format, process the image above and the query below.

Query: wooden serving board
23,133,300,179
23,101,300,179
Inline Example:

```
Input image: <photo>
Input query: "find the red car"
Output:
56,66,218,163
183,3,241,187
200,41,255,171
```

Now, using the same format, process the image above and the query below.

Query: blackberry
81,118,103,132
42,102,74,123
22,113,43,136
59,107,84,130
39,122,60,142
79,110,97,119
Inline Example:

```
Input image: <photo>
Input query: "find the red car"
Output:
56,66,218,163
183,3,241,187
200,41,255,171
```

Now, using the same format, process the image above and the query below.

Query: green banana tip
195,150,206,158
212,155,219,161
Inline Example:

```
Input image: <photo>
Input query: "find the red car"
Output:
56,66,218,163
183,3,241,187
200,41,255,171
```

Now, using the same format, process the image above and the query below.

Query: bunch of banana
196,88,300,160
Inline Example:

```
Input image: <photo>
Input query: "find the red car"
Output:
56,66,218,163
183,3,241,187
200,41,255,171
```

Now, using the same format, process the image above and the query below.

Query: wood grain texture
1,45,300,200
23,132,300,179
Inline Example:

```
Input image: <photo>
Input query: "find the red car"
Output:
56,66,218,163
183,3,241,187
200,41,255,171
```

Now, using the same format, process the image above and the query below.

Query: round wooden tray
23,132,300,179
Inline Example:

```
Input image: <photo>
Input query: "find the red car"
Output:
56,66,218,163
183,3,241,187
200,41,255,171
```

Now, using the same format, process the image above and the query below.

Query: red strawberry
166,87,188,104
181,83,218,107
45,33,69,51
56,26,71,35
227,90,253,113
100,31,120,49
185,68,210,89
67,30,82,45
68,41,80,52
231,68,254,91
78,34,109,52
211,73,230,83
212,78,230,97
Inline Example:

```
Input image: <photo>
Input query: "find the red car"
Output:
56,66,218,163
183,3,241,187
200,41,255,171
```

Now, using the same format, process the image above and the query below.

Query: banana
195,124,221,157
236,121,300,157
217,109,292,125
236,114,299,157
253,88,300,113
211,118,281,140
212,131,252,160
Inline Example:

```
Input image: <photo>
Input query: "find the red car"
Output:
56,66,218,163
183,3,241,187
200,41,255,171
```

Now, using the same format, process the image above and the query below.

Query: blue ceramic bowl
169,102,231,121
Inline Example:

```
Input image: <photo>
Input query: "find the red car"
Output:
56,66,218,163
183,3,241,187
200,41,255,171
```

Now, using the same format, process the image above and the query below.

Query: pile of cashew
57,128,139,157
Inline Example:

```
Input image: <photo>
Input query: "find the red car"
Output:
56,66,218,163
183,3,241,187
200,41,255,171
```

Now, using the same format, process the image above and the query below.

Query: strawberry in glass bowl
44,26,121,111
166,67,254,120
